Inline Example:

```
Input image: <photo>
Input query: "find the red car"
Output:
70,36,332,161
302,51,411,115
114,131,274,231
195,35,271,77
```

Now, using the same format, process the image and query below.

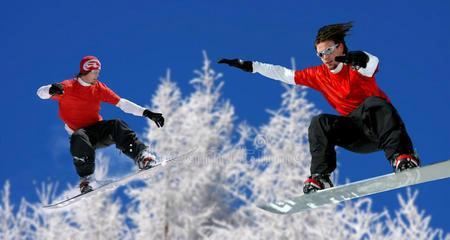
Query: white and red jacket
37,78,146,134
252,52,389,116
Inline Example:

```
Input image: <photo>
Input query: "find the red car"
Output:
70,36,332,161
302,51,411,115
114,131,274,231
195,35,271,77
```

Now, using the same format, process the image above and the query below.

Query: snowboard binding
136,148,157,170
392,153,420,172
303,173,334,194
79,175,93,194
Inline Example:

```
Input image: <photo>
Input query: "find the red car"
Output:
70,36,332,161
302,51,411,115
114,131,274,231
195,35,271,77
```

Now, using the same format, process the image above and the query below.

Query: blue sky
1,0,449,231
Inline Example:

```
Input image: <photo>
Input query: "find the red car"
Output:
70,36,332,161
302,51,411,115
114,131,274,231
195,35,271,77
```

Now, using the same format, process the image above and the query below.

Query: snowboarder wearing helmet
218,22,420,194
37,56,164,194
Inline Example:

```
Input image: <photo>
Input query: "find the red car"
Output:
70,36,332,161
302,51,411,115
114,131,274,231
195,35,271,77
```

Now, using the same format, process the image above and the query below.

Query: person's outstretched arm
98,82,165,128
115,99,165,128
36,83,64,99
218,58,296,85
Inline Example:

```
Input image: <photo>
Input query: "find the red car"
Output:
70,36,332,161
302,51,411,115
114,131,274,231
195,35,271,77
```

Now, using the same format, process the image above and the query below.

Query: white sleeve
116,98,146,116
358,52,379,77
252,61,296,85
37,85,52,99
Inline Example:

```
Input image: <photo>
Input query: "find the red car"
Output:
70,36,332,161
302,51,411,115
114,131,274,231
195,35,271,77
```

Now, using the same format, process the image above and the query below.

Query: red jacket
294,63,389,116
51,79,121,131
252,52,390,116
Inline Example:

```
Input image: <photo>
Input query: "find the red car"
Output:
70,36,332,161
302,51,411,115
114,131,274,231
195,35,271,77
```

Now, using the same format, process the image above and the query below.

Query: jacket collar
77,77,93,86
330,62,343,74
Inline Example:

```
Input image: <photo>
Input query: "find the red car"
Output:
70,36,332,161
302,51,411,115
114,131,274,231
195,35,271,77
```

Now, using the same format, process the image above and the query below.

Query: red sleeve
99,82,121,105
51,94,62,101
294,66,322,90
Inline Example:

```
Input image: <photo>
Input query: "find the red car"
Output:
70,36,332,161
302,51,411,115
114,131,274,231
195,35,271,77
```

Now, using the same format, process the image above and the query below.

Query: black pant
308,96,414,175
70,119,147,177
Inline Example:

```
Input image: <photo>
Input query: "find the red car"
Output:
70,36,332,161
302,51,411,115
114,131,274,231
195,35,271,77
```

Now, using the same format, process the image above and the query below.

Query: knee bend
309,114,328,131
73,155,94,167
70,131,86,148
112,119,128,127
70,130,94,159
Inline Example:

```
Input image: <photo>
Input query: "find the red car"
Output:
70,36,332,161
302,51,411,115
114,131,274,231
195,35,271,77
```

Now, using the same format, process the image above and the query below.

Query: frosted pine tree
126,51,239,239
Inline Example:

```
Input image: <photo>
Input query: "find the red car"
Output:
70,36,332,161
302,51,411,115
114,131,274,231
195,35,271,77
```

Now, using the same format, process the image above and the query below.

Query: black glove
49,83,64,95
217,58,253,72
143,109,164,128
335,51,369,69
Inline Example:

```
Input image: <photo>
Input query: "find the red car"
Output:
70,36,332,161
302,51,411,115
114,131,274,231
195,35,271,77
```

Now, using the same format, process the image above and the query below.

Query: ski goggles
316,44,339,58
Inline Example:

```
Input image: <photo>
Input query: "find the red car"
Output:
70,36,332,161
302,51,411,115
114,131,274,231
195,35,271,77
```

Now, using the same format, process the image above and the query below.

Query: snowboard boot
136,148,157,170
79,175,93,194
391,153,420,173
303,173,334,194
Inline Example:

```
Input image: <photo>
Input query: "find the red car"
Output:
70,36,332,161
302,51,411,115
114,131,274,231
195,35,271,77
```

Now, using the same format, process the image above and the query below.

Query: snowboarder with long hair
218,22,420,194
37,56,165,194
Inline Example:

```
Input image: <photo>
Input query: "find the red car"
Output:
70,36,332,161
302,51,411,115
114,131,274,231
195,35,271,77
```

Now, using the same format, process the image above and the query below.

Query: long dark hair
73,72,89,80
314,22,353,54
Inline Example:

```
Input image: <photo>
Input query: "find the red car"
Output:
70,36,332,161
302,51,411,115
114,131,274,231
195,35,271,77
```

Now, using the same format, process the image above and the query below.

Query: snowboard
259,159,450,215
43,148,197,209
